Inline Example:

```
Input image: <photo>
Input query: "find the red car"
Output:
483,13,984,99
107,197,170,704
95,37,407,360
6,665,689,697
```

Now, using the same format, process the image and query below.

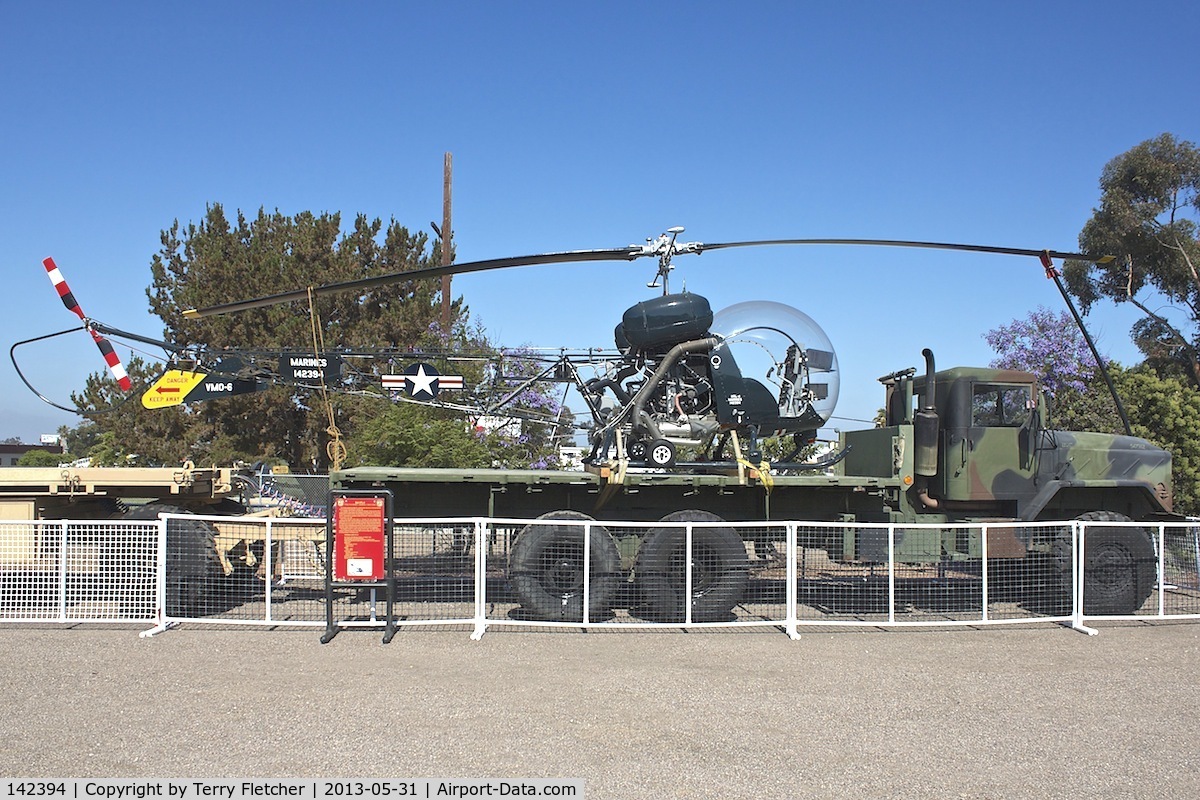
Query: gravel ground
2,622,1199,798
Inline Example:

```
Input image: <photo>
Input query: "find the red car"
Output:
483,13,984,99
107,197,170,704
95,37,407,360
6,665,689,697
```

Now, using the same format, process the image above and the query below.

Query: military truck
333,348,1174,621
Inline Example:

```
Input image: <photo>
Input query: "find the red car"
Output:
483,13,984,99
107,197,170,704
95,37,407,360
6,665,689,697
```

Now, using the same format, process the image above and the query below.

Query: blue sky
2,2,1197,444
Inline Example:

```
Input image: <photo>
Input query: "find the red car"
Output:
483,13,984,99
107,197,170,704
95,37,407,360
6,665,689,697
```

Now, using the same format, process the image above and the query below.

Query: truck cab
877,354,1174,522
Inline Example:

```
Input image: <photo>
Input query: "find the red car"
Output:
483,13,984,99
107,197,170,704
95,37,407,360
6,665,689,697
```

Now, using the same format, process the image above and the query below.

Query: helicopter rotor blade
690,238,1113,263
183,246,646,318
42,257,133,391
183,231,1115,320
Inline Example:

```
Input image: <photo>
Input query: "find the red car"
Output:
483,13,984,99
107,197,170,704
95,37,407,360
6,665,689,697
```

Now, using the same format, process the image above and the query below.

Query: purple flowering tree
984,307,1131,433
419,321,570,469
984,306,1097,396
485,347,571,469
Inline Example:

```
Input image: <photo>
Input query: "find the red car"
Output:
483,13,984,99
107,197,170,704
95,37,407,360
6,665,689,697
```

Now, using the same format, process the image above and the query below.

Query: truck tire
1054,511,1157,615
508,511,622,622
122,504,220,616
632,510,749,622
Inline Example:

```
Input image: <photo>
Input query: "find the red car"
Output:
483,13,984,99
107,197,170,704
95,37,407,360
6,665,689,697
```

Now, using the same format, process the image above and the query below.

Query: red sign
332,495,387,580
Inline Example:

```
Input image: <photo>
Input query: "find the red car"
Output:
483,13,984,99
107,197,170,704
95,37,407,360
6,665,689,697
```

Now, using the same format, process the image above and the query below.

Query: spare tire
632,510,749,622
122,504,220,616
508,511,622,621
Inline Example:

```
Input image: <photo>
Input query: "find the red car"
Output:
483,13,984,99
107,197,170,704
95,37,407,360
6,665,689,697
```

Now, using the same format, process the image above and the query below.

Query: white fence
2,514,1198,638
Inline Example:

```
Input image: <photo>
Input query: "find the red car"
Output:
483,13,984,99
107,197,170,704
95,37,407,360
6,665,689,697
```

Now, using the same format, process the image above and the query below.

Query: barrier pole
470,519,487,640
785,523,800,640
264,518,274,624
1157,523,1166,618
56,520,68,623
1070,521,1098,635
981,524,990,623
582,521,592,627
685,523,694,626
140,516,172,637
887,524,896,624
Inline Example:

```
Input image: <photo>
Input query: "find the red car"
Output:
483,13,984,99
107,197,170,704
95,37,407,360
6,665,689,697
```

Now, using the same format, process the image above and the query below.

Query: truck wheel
508,511,621,622
122,504,220,616
1055,511,1157,615
632,510,749,622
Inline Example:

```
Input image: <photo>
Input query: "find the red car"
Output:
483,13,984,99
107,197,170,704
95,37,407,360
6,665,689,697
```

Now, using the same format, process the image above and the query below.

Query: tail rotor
42,257,132,391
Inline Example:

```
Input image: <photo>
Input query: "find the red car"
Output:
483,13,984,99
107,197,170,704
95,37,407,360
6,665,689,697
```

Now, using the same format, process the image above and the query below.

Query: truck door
943,382,1038,505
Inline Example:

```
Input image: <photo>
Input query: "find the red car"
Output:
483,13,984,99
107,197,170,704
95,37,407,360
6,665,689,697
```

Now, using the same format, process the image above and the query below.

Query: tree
1064,133,1200,385
984,306,1096,396
1113,367,1200,515
63,204,569,471
348,402,493,469
984,306,1126,433
342,323,574,469
67,356,194,466
60,205,460,469
986,310,1200,515
16,449,63,467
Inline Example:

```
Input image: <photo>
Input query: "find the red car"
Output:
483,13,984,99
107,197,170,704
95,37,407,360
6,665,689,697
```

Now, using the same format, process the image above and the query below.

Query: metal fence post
56,520,68,623
785,523,800,640
1157,523,1166,618
685,522,694,627
887,524,896,624
981,524,990,623
140,516,171,637
583,521,592,627
1071,521,1098,635
264,518,274,624
471,519,487,640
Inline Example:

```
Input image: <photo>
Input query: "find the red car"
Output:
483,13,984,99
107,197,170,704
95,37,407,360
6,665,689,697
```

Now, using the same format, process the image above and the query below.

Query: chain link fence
3,515,1198,636
0,519,158,623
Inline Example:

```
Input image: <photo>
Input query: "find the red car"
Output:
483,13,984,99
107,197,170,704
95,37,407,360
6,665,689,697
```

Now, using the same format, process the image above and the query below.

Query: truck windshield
971,384,1033,427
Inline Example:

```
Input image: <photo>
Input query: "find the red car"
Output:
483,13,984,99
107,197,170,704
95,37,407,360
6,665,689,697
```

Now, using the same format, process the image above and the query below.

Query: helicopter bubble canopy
709,301,840,428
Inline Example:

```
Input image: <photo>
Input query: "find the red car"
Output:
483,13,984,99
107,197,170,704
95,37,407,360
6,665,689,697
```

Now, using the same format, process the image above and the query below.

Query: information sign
332,494,387,580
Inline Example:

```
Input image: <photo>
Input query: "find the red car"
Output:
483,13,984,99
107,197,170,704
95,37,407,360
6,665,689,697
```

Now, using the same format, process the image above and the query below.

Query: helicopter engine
584,292,839,467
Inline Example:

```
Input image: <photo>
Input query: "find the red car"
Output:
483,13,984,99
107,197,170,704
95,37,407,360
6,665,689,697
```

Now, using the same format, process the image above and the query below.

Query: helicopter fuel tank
619,292,713,351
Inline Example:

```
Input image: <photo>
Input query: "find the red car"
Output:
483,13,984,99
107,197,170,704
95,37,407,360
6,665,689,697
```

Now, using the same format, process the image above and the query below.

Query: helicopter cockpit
708,300,840,433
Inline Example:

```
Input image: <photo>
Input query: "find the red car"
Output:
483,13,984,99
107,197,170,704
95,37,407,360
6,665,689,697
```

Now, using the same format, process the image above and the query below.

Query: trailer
0,464,332,611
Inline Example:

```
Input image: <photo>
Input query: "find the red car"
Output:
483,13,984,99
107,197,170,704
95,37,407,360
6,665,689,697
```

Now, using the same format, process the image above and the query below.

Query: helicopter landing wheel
647,439,676,468
627,439,648,462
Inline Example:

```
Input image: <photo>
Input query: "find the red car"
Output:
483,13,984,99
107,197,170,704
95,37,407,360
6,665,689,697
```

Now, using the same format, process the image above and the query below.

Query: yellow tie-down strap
738,458,775,492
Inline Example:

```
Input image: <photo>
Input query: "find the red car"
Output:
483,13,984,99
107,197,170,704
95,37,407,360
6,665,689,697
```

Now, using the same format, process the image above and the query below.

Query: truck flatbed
332,465,898,523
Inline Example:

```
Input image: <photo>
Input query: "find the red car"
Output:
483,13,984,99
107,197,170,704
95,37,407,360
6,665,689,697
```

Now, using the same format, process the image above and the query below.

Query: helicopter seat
708,348,782,429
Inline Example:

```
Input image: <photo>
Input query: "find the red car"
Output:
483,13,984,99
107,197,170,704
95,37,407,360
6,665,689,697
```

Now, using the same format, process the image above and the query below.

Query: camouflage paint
923,367,1173,520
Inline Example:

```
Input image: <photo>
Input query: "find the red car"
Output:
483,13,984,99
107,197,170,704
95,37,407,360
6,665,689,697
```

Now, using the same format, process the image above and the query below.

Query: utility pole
440,152,453,332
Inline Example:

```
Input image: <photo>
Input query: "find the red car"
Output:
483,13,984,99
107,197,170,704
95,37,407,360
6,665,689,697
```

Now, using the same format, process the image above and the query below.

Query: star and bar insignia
381,362,464,400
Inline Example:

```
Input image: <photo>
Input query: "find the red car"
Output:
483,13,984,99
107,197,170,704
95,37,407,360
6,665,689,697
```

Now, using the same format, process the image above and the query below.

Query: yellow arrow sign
142,370,206,409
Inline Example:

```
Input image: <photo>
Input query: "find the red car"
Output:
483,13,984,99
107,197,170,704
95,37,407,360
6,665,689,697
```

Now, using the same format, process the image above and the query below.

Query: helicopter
17,228,1114,474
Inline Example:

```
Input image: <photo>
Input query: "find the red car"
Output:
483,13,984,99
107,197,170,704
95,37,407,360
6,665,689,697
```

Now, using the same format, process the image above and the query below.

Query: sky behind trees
3,2,1197,442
